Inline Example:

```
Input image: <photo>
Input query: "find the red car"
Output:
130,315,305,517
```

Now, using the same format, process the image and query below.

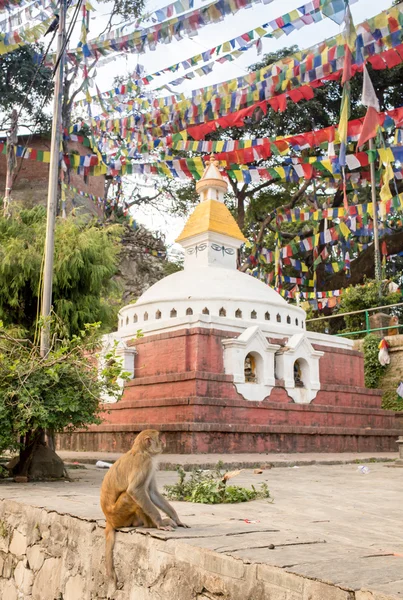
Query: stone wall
0,498,386,600
379,334,403,399
117,225,168,303
354,333,403,405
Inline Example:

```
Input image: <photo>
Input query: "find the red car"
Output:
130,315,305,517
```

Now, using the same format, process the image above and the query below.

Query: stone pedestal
369,312,392,337
56,327,403,454
394,436,403,466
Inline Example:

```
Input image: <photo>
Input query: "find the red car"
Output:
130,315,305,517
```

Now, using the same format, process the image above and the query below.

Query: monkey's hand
157,524,175,531
176,520,190,528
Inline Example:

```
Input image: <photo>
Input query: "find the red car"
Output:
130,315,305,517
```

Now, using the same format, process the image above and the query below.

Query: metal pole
40,0,66,357
369,137,381,282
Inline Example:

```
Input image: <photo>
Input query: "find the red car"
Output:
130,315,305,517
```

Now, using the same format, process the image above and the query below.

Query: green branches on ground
0,320,129,455
163,464,271,504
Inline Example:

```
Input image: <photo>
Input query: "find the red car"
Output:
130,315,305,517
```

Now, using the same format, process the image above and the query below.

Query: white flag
361,66,380,111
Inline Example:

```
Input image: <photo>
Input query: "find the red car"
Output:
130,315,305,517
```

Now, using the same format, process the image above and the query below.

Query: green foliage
382,390,403,412
0,320,129,455
164,464,271,504
0,44,53,132
163,256,184,276
337,280,402,335
363,335,386,389
0,207,123,337
97,0,144,21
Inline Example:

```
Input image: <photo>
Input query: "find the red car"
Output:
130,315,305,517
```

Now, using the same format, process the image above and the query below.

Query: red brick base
56,328,403,454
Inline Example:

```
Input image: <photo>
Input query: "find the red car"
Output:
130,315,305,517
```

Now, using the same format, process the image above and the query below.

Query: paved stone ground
57,450,399,470
0,461,402,598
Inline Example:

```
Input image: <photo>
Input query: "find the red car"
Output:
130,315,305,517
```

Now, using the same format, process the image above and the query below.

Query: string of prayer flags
67,0,274,62
74,1,402,134
0,0,78,55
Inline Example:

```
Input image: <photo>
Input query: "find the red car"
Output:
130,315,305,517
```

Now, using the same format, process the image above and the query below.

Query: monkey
100,429,189,591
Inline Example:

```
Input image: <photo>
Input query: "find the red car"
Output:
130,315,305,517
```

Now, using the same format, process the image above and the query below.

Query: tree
0,320,129,478
0,205,123,337
0,44,53,133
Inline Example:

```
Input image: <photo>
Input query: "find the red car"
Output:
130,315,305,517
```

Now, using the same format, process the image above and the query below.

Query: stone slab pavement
57,450,399,470
0,461,402,598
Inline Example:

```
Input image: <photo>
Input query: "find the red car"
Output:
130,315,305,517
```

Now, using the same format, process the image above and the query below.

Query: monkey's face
148,433,164,455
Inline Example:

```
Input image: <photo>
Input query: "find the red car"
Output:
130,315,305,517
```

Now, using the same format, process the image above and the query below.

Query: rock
0,579,18,600
32,557,62,600
254,469,263,474
14,560,34,595
27,545,45,572
14,475,28,483
117,225,168,304
64,574,87,600
9,529,28,556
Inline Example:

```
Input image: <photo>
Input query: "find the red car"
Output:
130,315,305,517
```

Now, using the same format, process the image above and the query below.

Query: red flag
357,66,381,147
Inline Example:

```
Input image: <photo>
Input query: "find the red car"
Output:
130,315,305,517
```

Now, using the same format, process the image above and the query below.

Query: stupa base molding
56,390,402,454
57,421,401,454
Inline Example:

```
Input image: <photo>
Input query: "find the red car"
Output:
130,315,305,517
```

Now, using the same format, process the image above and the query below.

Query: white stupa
118,158,306,339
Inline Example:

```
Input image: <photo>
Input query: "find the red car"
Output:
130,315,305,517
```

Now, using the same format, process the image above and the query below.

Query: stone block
2,553,16,578
175,543,205,569
303,580,351,600
261,583,288,600
128,584,154,600
27,545,45,572
64,575,87,600
356,592,401,600
203,552,245,580
14,559,34,595
287,593,303,600
257,565,304,593
9,529,28,556
32,557,62,600
0,579,18,600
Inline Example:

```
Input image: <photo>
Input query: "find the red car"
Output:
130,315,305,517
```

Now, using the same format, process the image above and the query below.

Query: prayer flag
357,66,381,147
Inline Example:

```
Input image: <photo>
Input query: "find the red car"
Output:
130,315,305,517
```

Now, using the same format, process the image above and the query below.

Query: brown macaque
100,429,189,591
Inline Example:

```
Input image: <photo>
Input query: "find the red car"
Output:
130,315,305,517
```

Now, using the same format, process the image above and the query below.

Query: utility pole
3,108,18,218
369,137,381,283
40,0,67,357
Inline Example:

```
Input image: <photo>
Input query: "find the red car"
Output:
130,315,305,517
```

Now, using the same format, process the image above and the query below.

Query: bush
0,320,130,473
382,390,403,412
163,464,271,504
363,335,386,389
338,280,402,336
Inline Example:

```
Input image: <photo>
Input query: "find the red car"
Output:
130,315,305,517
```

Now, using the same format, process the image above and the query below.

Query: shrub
163,464,271,504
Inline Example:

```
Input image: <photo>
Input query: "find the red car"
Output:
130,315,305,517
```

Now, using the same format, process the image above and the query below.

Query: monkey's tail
105,522,117,583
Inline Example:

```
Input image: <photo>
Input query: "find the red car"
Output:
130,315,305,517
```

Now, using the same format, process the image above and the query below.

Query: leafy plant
0,319,130,475
0,206,123,337
337,280,402,336
382,390,403,412
163,464,271,504
363,335,386,389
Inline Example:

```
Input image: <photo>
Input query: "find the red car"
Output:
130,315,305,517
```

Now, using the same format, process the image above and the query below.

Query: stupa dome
118,157,306,338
